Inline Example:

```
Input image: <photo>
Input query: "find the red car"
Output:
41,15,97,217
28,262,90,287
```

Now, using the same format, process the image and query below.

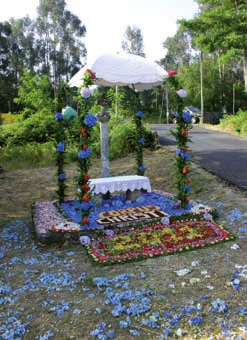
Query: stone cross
96,99,111,178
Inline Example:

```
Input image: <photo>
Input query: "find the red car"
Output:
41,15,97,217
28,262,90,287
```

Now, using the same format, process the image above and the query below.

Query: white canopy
68,53,167,91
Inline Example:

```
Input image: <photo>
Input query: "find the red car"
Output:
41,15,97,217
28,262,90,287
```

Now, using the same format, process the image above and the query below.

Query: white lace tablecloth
89,175,151,195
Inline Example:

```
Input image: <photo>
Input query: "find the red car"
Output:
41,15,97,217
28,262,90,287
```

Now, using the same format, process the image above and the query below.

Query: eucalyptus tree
180,0,247,91
121,25,145,57
35,0,87,95
9,17,37,76
161,25,197,71
0,21,14,112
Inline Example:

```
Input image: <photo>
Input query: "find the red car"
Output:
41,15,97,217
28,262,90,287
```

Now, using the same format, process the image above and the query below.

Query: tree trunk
243,49,247,92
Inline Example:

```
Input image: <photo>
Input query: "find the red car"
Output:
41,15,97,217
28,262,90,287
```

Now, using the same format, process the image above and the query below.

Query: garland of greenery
167,71,192,208
54,83,69,203
77,69,97,226
54,112,67,203
132,91,146,176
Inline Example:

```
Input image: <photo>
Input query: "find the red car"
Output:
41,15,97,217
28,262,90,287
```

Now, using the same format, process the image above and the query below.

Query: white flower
175,268,191,276
105,229,114,237
80,236,91,245
204,212,213,221
177,89,187,98
53,222,80,231
161,216,170,225
231,244,240,250
80,87,91,98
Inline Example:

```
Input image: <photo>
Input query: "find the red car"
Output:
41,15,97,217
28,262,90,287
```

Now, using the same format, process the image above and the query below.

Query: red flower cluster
182,167,189,174
168,70,177,77
82,217,89,225
79,128,87,137
85,69,96,80
84,174,90,181
182,128,189,136
81,184,91,191
83,194,90,202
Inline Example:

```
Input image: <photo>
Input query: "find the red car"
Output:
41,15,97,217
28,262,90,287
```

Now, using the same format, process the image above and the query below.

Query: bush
0,113,58,147
0,142,55,169
220,110,247,136
0,114,159,165
108,117,158,160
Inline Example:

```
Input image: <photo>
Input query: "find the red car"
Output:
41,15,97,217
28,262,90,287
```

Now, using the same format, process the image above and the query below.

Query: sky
0,0,199,62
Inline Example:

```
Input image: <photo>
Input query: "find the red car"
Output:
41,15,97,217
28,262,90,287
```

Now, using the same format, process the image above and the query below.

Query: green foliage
14,69,55,117
219,109,247,135
0,142,55,169
0,113,57,147
54,113,67,203
107,117,158,160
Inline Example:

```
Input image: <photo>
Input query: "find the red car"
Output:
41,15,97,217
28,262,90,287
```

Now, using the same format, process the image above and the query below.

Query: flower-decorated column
132,91,146,176
55,112,67,203
77,69,97,227
96,99,111,178
167,71,192,208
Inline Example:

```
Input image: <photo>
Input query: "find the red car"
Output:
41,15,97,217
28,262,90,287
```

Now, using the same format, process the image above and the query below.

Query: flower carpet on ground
84,220,234,265
50,190,216,232
32,191,235,265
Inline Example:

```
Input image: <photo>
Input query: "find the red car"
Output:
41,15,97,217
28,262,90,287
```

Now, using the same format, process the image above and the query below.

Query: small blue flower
189,316,203,326
55,112,64,120
140,272,146,279
80,201,94,211
129,329,140,336
78,148,92,159
185,184,191,192
139,165,146,172
138,137,145,143
84,113,97,127
119,320,128,329
106,330,115,338
182,111,191,122
56,142,64,152
59,173,66,180
137,111,144,118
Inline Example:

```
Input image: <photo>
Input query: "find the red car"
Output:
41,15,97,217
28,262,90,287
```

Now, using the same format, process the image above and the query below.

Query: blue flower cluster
49,300,70,318
138,138,145,144
60,192,195,230
176,148,190,160
78,147,92,159
138,165,146,172
91,322,115,339
55,112,64,120
137,111,144,118
182,111,191,122
211,299,229,313
56,142,64,152
84,113,97,127
80,201,94,211
231,270,241,291
185,184,191,192
59,173,66,180
227,208,243,225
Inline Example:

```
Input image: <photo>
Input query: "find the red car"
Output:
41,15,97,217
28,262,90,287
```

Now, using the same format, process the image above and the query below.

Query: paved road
149,124,247,191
